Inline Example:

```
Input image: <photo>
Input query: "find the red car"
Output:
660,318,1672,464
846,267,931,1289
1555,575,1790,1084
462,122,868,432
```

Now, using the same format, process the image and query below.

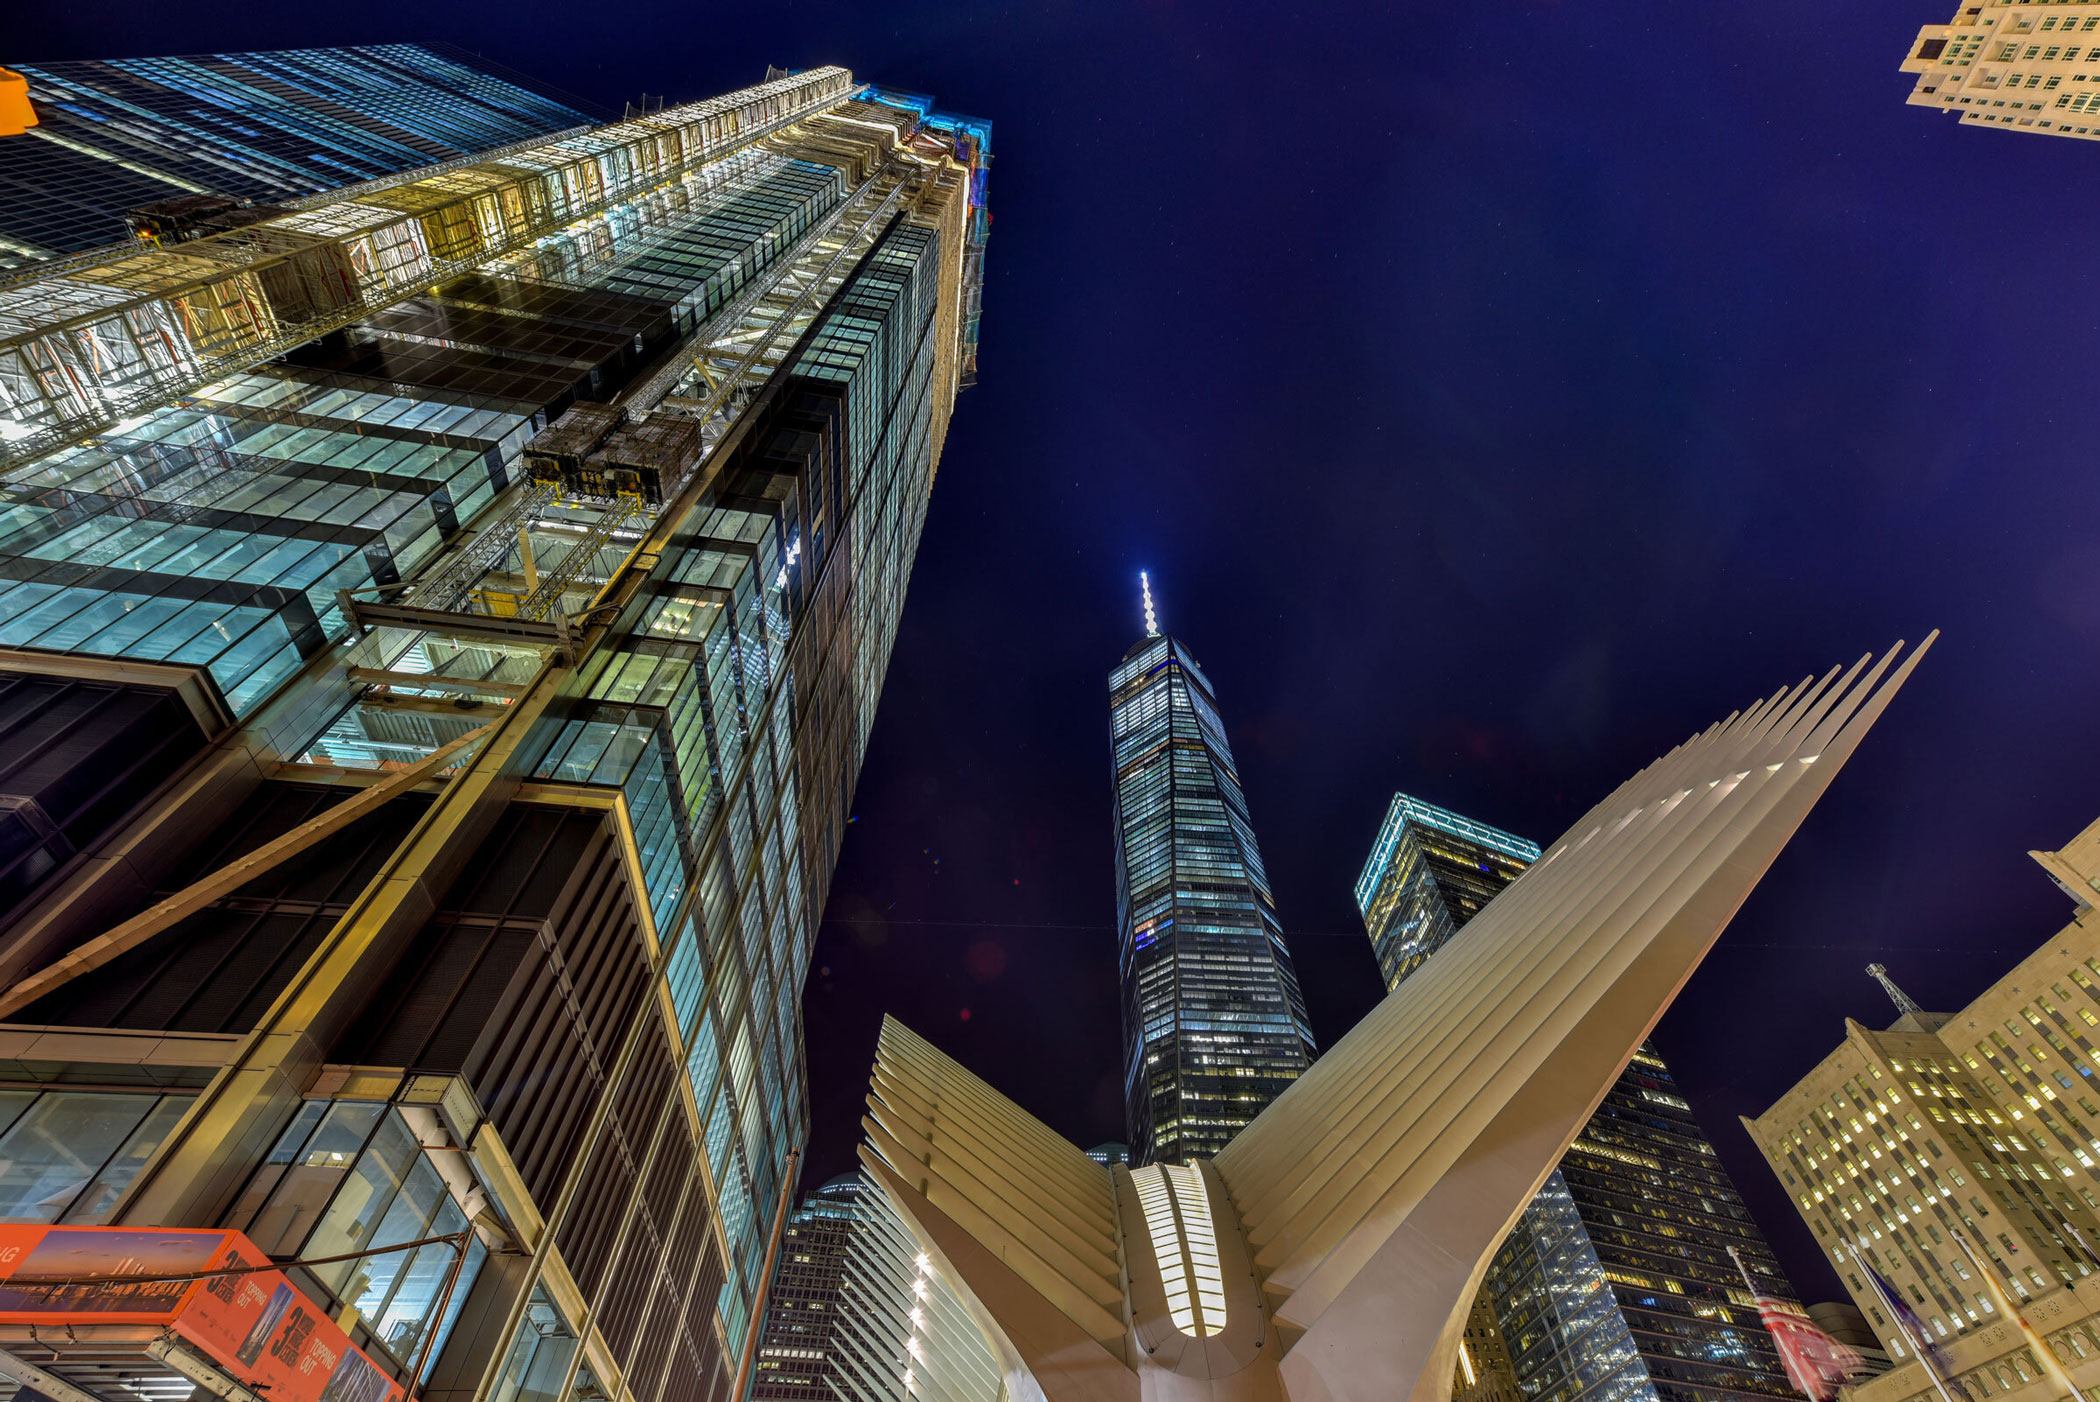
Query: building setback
1901,4,2100,140
1109,594,1316,1166
1746,810,2100,1402
1357,794,1802,1402
0,44,605,267
0,61,988,1402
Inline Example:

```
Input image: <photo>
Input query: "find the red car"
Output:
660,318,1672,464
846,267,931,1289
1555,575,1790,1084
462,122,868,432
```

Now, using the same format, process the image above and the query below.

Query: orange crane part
0,67,37,137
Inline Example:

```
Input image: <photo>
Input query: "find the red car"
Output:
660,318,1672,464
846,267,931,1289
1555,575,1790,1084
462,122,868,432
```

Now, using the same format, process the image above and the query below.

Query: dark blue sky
25,0,2100,1306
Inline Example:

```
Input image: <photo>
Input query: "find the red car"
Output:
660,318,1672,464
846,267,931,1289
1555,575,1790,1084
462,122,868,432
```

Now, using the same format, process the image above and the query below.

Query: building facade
748,1172,1009,1402
1746,810,2100,1402
1109,614,1315,1167
749,1178,861,1402
1356,794,1801,1402
1485,1047,1803,1402
1901,4,2100,141
1455,1292,1527,1402
1807,1302,1893,1377
0,61,988,1402
0,44,605,268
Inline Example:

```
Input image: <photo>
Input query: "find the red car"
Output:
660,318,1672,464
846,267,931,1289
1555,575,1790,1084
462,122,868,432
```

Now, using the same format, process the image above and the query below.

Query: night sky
23,0,2100,1307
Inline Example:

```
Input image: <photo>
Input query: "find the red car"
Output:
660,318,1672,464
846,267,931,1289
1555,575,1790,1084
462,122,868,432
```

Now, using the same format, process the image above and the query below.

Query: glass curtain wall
1354,794,1539,992
523,209,950,1356
1,44,603,264
1110,632,1315,1166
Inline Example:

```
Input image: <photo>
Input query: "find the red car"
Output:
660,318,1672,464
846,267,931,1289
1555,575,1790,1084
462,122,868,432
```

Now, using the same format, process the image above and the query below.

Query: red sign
0,1227,406,1402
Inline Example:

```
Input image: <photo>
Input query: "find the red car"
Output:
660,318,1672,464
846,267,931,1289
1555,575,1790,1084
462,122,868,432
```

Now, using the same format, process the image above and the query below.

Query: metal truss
514,494,652,621
643,152,947,463
394,481,559,617
614,156,902,415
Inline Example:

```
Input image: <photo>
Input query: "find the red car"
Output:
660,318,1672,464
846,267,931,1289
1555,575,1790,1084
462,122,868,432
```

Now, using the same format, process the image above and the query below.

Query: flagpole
1851,1240,1961,1402
1728,1244,1761,1296
1732,1247,1796,1386
1949,1227,2080,1402
2065,1222,2100,1275
1734,1246,1822,1400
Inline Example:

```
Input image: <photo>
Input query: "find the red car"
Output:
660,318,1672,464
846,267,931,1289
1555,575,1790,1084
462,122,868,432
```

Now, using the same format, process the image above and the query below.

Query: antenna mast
1865,964,1923,1018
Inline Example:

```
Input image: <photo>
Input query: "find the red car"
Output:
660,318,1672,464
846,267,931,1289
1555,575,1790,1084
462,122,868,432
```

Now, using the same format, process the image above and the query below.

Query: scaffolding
522,402,704,505
0,66,858,469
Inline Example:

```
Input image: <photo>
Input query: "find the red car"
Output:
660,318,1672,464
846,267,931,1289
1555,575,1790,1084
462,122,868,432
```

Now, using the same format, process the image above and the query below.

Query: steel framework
336,104,962,658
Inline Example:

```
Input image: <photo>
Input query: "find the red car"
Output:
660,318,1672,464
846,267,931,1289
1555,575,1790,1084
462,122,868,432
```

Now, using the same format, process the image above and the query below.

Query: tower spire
1140,571,1159,637
1865,963,1923,1018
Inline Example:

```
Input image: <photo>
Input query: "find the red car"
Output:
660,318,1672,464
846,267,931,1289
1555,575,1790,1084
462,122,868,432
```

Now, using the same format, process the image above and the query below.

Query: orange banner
0,1227,405,1402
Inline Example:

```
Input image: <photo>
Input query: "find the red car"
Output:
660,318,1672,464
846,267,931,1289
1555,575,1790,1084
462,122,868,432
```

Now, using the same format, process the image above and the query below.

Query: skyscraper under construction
0,56,987,1402
0,44,606,268
1109,577,1316,1166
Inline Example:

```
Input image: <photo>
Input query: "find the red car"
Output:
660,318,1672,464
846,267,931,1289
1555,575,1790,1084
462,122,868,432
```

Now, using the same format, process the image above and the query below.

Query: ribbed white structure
861,638,1935,1402
831,1173,1010,1402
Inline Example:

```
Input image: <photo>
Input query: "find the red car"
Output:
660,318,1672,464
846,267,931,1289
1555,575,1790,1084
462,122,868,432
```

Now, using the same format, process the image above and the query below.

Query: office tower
1484,1046,1801,1402
1355,795,1535,1402
1901,4,2100,141
854,642,1926,1402
0,44,605,268
1356,797,1799,1402
1746,809,2100,1402
750,1177,861,1402
1355,793,1540,991
0,61,988,1402
1109,581,1315,1165
750,1173,1006,1402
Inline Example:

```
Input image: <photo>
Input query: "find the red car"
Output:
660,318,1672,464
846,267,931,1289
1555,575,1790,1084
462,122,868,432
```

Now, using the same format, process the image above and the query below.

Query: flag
1748,1293,1865,1401
1861,1253,1957,1383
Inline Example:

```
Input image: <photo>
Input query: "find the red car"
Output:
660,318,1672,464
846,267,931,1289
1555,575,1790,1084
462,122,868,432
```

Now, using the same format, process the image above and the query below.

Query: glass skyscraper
1110,601,1315,1166
1355,792,1542,992
1357,796,1801,1402
0,44,604,267
0,59,987,1402
1486,1047,1803,1402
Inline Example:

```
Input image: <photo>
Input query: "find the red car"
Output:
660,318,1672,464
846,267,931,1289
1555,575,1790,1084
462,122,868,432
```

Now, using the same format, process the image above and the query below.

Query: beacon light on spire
1140,570,1159,636
857,635,1935,1402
